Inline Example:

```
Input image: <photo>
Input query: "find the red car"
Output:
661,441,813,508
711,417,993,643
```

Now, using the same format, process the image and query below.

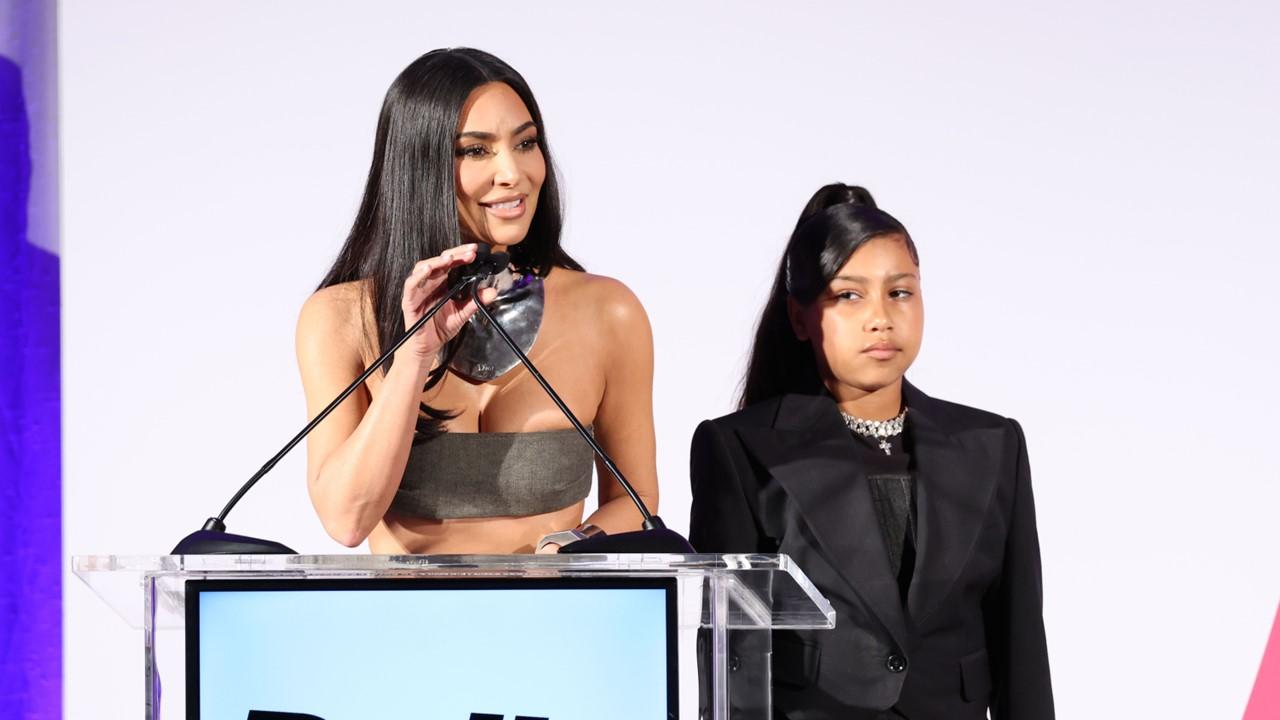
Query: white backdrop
61,1,1280,717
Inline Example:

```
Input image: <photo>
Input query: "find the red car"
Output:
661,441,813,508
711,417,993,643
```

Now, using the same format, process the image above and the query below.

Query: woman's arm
580,279,660,534
296,246,492,547
988,419,1055,719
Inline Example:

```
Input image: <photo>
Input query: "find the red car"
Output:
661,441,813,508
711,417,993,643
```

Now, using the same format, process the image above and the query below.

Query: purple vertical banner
0,0,62,717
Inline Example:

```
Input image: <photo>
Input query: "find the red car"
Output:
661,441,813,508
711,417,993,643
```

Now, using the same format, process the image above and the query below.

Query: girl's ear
786,297,810,341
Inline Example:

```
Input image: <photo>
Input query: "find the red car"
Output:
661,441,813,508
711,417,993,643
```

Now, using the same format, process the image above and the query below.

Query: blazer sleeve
689,420,773,717
689,419,761,553
988,418,1056,719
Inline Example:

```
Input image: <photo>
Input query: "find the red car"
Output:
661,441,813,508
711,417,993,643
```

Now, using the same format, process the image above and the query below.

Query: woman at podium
689,184,1054,718
296,48,658,554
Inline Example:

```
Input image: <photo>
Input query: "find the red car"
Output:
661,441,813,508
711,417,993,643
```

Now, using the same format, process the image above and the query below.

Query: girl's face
453,82,546,250
789,234,924,401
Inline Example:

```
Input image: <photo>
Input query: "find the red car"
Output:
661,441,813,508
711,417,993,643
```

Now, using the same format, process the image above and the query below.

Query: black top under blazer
689,382,1054,720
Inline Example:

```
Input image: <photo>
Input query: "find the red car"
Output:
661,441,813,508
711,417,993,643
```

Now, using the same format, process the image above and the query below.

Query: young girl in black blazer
689,184,1054,719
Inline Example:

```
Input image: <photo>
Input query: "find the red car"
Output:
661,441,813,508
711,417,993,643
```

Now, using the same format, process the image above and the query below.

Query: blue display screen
185,577,677,720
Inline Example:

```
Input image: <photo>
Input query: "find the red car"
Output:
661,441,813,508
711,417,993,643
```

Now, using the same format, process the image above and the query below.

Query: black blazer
689,383,1053,720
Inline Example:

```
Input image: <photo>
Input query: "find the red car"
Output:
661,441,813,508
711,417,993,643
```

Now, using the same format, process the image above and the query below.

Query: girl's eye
515,136,540,152
889,289,914,299
835,290,862,301
457,145,491,159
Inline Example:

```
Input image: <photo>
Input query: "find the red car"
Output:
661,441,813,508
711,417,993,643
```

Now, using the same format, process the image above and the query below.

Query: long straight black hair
739,183,919,408
319,47,581,366
317,48,581,434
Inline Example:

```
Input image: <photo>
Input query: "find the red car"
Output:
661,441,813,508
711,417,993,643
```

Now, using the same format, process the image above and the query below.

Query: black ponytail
793,183,877,229
739,183,917,408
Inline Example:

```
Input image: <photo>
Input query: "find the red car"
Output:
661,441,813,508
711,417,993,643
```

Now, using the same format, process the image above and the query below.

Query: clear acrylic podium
74,553,835,719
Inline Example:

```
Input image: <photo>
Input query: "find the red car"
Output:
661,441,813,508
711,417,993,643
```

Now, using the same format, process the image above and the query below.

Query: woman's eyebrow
832,272,918,284
456,121,537,142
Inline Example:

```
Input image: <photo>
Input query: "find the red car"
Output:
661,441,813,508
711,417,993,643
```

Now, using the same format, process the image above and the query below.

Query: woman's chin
485,227,530,249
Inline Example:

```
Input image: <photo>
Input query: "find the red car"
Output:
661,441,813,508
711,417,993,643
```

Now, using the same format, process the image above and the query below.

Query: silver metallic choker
840,408,908,455
448,268,544,382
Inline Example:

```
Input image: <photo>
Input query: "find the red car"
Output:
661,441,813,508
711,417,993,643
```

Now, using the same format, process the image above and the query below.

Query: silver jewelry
575,523,605,539
534,523,604,552
536,529,589,552
448,268,544,382
840,407,907,455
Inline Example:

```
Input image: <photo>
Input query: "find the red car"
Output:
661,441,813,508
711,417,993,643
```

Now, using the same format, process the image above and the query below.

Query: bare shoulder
548,267,650,332
296,280,368,359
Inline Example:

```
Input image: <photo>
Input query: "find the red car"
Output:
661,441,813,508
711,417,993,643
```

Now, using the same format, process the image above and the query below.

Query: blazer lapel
737,394,909,648
904,382,1000,624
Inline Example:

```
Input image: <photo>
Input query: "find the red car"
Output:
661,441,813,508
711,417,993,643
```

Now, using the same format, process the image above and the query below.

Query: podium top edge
70,553,837,630
72,552,798,575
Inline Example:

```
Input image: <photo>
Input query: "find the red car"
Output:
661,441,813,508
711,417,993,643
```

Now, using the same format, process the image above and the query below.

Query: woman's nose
492,149,520,186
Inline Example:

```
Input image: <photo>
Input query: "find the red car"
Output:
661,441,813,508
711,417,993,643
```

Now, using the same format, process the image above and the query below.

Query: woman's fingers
401,244,482,314
411,244,478,281
435,287,499,337
409,245,475,288
392,244,495,359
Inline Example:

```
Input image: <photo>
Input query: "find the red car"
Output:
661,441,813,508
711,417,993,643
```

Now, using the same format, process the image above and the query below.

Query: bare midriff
368,500,587,554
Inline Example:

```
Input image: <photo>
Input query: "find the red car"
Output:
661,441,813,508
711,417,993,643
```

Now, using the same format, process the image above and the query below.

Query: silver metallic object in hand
448,268,544,382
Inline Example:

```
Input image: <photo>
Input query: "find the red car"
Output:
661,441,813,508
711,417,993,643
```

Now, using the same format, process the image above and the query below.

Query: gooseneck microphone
469,283,694,554
170,247,510,554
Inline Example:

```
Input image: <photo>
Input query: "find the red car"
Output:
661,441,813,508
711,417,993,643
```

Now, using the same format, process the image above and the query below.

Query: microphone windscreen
487,251,510,271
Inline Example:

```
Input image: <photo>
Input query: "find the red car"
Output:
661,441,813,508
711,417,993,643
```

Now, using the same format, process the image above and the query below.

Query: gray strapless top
390,428,594,519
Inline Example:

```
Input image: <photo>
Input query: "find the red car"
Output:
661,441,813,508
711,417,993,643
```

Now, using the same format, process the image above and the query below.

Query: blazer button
728,654,741,672
886,654,908,673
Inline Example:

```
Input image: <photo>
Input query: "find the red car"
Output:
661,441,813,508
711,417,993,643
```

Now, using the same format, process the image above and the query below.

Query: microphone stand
171,257,501,555
469,283,693,554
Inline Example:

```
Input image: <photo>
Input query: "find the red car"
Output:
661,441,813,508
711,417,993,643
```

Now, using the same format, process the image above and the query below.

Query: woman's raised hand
398,243,498,374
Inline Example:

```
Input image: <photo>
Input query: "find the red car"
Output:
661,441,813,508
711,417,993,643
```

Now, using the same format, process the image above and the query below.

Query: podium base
558,528,694,554
171,530,296,555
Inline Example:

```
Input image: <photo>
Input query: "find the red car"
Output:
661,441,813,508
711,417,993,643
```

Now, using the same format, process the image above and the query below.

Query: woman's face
789,234,924,401
453,82,546,250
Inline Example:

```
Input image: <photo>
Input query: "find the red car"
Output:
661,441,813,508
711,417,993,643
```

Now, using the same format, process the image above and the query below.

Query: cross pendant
879,440,892,455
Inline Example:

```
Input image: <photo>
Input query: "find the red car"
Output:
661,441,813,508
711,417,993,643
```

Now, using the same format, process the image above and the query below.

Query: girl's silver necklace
840,407,908,456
